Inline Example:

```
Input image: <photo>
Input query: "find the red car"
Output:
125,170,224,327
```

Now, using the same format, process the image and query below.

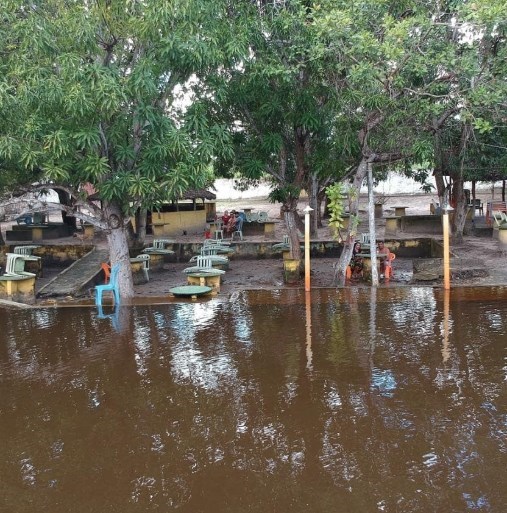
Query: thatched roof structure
181,189,216,201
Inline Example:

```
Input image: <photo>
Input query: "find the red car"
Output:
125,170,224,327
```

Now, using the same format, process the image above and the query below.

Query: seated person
349,241,364,279
236,211,247,226
224,211,237,235
377,241,394,278
221,210,231,226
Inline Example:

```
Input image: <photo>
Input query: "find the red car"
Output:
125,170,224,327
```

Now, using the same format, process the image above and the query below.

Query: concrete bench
400,215,443,234
385,216,401,236
262,221,277,239
130,254,150,284
186,271,222,293
0,274,36,299
241,220,277,239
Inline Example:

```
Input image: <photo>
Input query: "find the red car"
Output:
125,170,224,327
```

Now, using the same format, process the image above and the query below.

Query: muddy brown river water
1,287,506,512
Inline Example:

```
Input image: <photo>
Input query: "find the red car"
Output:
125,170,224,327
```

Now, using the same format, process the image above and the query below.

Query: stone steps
37,248,109,298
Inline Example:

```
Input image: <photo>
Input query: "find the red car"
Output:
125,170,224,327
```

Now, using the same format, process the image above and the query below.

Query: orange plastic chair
384,253,396,279
101,263,111,284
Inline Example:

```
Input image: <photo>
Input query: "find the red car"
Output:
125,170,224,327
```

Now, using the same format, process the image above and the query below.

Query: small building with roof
148,189,217,237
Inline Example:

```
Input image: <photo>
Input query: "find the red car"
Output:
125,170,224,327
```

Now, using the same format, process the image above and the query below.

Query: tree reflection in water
0,287,506,512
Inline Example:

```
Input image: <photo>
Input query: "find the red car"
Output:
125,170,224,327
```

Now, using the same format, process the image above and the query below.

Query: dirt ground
3,190,507,301
131,191,507,297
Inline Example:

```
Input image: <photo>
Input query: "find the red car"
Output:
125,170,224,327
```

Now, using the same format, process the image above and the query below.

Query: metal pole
442,210,451,290
303,206,313,292
305,290,313,371
367,162,378,286
442,289,450,363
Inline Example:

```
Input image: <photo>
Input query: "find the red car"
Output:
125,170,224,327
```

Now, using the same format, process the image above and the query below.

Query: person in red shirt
221,210,231,225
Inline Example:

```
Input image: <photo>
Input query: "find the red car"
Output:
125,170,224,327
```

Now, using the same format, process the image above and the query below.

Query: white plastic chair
203,239,231,247
4,253,36,277
231,217,244,241
213,221,224,240
190,246,229,266
360,233,371,244
13,245,40,256
183,256,226,274
142,239,174,254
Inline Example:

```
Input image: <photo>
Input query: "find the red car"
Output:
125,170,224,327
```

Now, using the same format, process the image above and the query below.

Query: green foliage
0,0,242,213
325,183,346,241
268,184,301,204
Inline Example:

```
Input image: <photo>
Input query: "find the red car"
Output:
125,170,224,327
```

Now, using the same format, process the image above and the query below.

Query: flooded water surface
1,287,506,512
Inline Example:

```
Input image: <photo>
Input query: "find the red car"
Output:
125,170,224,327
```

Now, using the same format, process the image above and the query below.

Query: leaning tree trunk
334,158,369,286
104,202,135,299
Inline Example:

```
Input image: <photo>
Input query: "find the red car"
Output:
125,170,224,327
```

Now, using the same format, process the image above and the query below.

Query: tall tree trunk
451,123,472,243
135,209,147,245
293,126,310,242
451,176,467,243
432,111,458,205
283,197,304,261
104,202,135,299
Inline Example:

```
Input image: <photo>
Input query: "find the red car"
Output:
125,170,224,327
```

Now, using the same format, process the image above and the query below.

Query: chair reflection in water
95,263,120,306
96,304,121,332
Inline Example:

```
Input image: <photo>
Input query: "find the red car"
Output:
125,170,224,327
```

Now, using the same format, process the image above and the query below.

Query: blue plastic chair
95,263,121,306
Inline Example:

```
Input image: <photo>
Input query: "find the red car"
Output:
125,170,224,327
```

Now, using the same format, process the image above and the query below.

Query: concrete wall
165,239,434,262
1,244,92,269
399,213,473,235
151,210,207,237
1,238,435,271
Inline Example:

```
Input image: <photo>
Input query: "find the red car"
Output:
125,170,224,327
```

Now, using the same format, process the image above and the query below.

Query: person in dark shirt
350,241,364,280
